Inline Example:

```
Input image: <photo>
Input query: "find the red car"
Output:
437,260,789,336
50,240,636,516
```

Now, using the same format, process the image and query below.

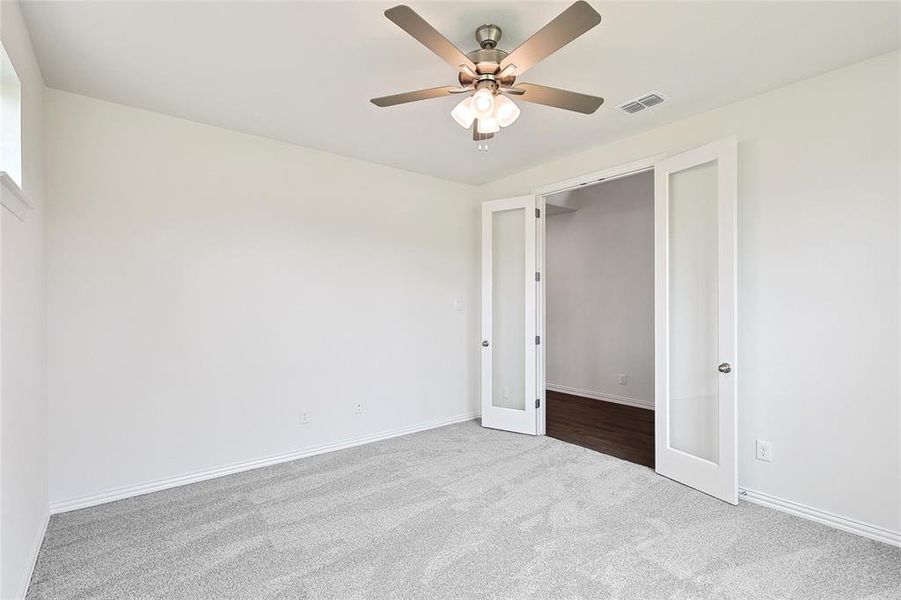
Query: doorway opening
542,170,656,468
482,139,737,503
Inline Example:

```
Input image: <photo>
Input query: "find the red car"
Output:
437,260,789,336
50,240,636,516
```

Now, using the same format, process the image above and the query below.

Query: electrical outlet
619,374,627,385
354,401,363,415
300,410,310,424
756,440,773,462
454,297,464,311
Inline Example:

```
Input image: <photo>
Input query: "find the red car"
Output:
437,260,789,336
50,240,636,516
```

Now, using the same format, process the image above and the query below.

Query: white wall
482,51,901,533
0,1,47,598
45,89,480,507
545,172,654,407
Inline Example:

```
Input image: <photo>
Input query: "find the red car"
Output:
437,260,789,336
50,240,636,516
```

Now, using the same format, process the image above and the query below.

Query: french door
480,195,539,435
479,139,738,504
654,138,738,504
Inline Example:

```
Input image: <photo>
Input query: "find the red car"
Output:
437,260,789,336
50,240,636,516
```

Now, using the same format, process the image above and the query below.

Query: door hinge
535,398,541,409
535,208,540,218
535,335,541,345
535,272,541,282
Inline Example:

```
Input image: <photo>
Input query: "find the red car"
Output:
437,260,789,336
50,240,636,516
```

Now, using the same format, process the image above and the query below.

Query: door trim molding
532,154,665,436
739,488,901,548
531,155,664,197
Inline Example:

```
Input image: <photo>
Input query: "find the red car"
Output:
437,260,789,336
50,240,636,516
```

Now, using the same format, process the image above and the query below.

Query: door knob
482,340,489,347
718,362,732,374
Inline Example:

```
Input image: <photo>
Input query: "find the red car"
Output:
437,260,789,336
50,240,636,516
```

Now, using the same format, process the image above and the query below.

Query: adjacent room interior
544,171,655,467
1,1,899,598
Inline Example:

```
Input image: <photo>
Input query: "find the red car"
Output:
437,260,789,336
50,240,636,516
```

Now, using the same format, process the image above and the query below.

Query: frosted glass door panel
667,160,719,463
491,207,526,411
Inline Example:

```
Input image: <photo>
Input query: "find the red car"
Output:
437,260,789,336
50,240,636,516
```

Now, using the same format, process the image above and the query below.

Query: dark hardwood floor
546,389,655,468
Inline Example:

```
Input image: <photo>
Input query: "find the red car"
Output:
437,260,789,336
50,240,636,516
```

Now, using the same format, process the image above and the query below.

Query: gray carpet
28,420,901,599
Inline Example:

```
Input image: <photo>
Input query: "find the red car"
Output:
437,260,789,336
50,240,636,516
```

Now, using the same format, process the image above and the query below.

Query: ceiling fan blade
385,5,477,73
515,83,604,114
500,1,601,76
370,86,460,107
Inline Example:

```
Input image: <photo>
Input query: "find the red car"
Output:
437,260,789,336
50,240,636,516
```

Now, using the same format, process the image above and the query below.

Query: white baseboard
50,412,480,515
546,383,654,410
18,509,50,600
739,488,900,548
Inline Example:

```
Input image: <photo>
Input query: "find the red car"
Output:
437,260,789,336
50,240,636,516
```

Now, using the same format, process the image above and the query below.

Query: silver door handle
718,362,732,374
482,340,489,347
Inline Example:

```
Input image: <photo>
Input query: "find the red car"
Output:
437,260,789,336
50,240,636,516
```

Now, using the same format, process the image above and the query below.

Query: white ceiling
21,1,900,184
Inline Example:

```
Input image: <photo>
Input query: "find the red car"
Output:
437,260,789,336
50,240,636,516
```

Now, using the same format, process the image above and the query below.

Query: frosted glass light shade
493,95,521,127
451,97,475,129
477,118,500,134
472,87,495,119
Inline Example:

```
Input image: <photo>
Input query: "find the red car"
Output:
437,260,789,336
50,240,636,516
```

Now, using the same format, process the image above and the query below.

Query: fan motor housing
458,47,516,87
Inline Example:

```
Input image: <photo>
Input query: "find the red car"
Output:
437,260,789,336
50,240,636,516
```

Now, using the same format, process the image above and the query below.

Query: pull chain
475,128,490,152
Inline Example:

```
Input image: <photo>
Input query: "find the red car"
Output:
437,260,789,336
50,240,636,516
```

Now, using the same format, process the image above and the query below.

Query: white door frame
531,155,665,436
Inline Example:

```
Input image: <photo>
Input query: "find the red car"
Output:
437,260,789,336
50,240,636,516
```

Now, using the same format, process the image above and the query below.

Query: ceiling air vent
617,92,667,114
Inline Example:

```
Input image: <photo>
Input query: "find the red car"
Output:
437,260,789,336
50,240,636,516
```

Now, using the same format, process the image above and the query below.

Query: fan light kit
371,2,605,151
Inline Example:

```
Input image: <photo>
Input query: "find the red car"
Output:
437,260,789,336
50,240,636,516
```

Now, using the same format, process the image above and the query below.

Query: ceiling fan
371,2,604,150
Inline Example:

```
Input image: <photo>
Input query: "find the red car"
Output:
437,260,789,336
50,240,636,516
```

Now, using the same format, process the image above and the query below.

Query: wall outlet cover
300,410,310,424
756,440,773,462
